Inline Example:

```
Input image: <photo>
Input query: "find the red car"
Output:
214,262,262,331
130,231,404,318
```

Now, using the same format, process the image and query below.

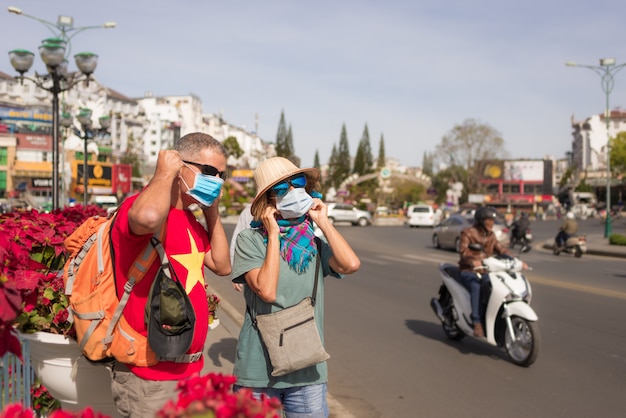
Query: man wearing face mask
109,132,231,418
231,157,360,417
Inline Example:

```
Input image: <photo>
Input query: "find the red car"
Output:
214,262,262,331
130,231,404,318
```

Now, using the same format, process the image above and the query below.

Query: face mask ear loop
178,169,193,194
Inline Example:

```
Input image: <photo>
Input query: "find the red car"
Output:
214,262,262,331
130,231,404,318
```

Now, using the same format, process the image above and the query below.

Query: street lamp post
566,58,626,237
72,108,111,205
7,6,115,210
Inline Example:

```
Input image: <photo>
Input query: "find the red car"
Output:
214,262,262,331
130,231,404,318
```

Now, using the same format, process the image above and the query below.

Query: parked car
326,203,372,226
405,204,442,227
432,213,509,252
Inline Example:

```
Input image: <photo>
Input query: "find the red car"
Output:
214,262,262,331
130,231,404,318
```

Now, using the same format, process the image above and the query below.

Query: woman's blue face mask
181,164,224,207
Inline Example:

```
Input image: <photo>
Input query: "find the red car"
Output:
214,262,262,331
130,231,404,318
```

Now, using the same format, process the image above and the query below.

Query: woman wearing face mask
231,157,361,418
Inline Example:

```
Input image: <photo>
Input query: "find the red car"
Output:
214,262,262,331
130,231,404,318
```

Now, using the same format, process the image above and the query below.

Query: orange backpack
62,213,163,366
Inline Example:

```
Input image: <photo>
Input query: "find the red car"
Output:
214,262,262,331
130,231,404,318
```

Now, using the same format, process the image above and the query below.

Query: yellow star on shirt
171,229,206,294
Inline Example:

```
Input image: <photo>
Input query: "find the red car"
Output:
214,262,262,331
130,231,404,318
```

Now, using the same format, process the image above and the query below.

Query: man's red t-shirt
111,194,210,380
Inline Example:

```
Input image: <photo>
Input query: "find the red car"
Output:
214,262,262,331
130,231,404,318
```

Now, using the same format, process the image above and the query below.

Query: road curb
541,240,626,258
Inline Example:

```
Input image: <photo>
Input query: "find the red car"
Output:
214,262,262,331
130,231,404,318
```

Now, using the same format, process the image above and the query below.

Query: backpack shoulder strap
103,221,166,345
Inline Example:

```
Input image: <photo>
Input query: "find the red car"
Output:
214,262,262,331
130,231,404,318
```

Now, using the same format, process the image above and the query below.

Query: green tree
285,124,295,159
422,151,435,177
377,134,386,169
335,124,352,185
222,136,244,160
431,165,470,205
275,110,289,157
120,131,142,177
313,150,320,170
610,131,626,178
436,118,508,193
326,144,340,189
353,124,374,175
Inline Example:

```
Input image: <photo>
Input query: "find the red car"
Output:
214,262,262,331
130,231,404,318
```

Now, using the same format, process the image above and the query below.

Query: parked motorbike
430,247,540,367
509,228,533,253
552,235,587,258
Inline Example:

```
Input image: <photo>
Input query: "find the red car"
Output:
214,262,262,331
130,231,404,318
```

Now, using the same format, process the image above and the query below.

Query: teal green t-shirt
232,228,340,388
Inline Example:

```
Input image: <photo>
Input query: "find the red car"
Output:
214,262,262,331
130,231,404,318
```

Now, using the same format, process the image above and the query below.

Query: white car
405,204,441,227
326,203,372,226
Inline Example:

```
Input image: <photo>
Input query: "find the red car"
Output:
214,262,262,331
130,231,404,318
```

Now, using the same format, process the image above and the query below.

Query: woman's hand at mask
307,198,327,225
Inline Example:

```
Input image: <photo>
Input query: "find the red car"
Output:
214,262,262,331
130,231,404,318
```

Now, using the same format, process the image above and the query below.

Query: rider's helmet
566,211,575,219
474,206,498,228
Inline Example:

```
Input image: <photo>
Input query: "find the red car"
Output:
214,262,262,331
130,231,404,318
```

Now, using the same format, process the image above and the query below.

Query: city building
570,110,626,186
0,71,274,209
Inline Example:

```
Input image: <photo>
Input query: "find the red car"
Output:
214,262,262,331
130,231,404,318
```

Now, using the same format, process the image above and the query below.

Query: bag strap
101,221,166,346
248,237,321,326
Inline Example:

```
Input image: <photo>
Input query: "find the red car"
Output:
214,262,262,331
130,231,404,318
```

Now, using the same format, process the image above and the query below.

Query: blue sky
3,0,626,168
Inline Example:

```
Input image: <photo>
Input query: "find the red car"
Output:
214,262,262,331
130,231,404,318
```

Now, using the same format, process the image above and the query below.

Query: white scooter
430,245,540,367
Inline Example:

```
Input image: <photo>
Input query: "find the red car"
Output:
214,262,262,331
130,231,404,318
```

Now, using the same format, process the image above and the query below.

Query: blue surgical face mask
276,187,313,219
181,166,224,207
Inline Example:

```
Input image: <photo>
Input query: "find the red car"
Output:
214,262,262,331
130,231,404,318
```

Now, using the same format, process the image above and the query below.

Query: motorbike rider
555,211,578,248
510,211,530,244
459,207,527,338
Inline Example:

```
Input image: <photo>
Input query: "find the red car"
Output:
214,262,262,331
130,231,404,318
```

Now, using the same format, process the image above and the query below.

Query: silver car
326,203,372,226
432,214,510,252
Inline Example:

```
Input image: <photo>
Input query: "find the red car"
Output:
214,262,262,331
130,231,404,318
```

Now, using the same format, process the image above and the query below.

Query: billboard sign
504,160,544,181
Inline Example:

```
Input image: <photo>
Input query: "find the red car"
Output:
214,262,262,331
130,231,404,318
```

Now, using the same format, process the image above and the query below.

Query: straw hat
251,157,320,214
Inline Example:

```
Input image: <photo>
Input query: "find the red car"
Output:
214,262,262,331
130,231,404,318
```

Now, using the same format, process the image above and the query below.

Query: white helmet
566,212,575,219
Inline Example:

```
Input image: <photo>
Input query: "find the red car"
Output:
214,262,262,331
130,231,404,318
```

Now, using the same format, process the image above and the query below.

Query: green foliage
285,125,295,158
275,111,289,157
609,234,626,246
386,178,426,208
610,132,626,178
313,151,320,170
223,136,244,159
377,134,386,169
120,131,142,178
328,124,352,189
353,124,374,176
575,177,593,192
422,151,435,177
559,166,575,188
431,165,470,204
325,144,340,189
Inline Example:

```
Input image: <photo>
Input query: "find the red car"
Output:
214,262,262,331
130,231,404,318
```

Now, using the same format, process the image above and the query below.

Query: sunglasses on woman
183,160,227,179
271,174,307,197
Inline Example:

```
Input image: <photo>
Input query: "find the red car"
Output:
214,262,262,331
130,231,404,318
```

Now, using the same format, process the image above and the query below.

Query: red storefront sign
16,133,52,151
112,164,132,194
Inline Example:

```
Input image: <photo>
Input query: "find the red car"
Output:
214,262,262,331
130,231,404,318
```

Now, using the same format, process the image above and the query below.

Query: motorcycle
430,246,540,367
552,235,587,258
509,228,533,253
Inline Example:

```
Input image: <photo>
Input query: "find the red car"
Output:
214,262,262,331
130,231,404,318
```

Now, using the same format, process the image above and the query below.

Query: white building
570,110,626,185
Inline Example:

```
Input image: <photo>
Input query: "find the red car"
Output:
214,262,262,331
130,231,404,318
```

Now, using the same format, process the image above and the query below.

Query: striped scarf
252,216,317,273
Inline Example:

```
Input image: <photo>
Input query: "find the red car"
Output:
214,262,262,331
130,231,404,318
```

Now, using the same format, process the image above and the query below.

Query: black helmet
474,206,497,227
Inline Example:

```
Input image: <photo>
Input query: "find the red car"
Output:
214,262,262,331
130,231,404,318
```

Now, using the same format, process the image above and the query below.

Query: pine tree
361,124,373,173
313,150,320,170
275,111,288,157
326,144,339,188
353,141,365,175
336,123,351,185
377,134,386,170
285,124,295,158
422,151,434,176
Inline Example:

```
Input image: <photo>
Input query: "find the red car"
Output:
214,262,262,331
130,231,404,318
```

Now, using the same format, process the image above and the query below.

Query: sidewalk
541,233,626,258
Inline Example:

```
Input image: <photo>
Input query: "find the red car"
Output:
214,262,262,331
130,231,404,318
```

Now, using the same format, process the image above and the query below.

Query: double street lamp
7,6,115,210
566,58,626,237
61,109,111,205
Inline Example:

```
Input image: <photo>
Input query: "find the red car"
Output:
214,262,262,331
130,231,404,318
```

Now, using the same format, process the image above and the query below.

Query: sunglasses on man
271,175,307,197
183,160,227,179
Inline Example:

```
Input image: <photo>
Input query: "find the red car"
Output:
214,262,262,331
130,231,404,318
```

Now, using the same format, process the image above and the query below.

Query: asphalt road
212,219,626,418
